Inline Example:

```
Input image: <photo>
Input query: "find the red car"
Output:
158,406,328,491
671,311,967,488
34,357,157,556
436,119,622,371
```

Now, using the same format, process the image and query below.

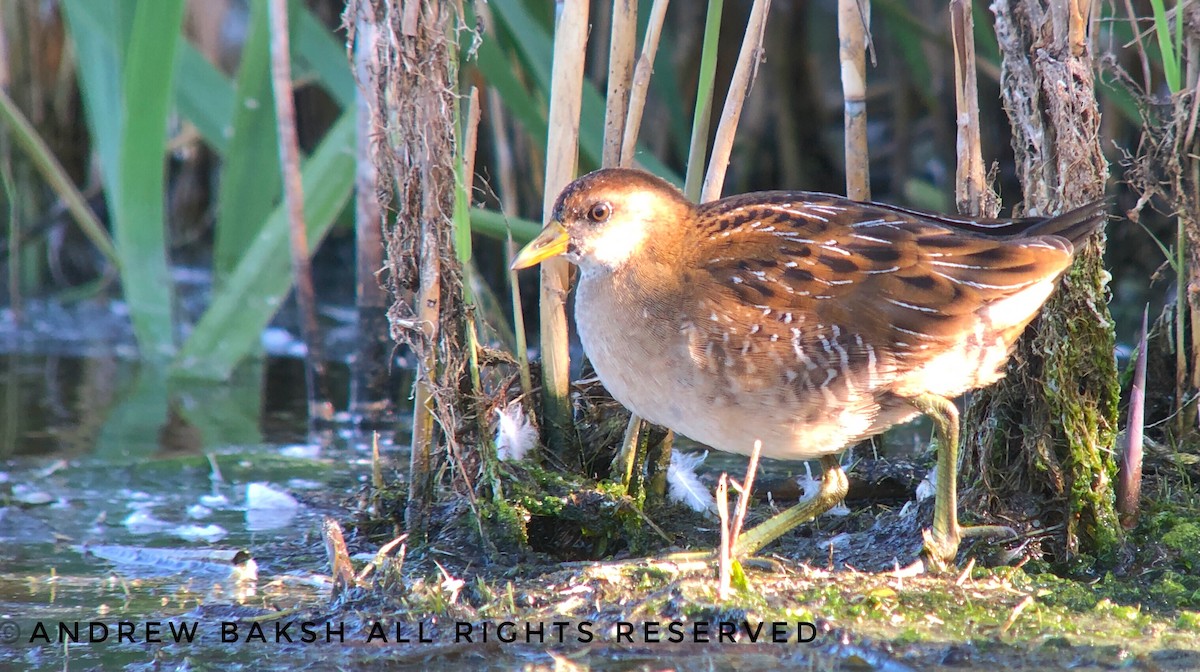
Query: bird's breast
575,276,689,427
574,275,861,460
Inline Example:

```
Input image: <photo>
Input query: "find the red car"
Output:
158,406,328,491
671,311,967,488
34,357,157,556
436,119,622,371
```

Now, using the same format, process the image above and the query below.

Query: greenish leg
734,454,848,556
910,393,1016,571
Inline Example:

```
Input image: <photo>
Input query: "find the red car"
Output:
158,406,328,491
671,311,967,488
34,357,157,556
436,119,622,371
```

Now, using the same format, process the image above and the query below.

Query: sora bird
511,167,1107,569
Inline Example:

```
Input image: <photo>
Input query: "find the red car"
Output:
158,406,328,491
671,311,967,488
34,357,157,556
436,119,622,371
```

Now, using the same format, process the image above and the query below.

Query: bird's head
511,168,691,277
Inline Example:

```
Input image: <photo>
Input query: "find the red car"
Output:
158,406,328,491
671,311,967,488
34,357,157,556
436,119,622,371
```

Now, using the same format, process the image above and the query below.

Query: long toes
920,528,961,571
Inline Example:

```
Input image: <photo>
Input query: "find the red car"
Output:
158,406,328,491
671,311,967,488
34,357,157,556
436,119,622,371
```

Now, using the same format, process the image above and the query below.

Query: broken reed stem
322,516,357,599
702,0,771,203
838,0,871,201
684,0,725,201
614,414,643,490
268,0,332,422
372,432,385,490
488,90,533,399
716,474,731,600
949,0,996,218
603,0,637,166
1117,306,1148,529
539,0,591,458
620,0,671,168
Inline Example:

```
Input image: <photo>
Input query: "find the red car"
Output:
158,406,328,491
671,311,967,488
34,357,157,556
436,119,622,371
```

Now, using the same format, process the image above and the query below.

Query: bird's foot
913,523,1018,574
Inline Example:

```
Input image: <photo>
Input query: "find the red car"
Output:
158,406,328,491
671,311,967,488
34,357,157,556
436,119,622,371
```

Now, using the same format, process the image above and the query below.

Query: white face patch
575,190,659,274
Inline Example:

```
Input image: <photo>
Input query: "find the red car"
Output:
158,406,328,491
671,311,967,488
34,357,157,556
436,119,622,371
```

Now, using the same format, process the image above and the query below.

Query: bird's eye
587,202,612,223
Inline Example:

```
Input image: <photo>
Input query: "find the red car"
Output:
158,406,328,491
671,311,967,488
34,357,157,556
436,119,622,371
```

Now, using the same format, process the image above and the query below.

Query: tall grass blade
115,0,187,360
1149,0,1181,92
294,6,356,106
214,0,281,283
175,43,234,154
702,0,771,202
685,0,724,200
174,111,355,380
60,0,133,198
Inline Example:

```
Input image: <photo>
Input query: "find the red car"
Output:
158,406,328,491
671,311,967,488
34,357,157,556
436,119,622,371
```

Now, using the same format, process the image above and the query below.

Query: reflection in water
0,349,412,670
0,353,378,459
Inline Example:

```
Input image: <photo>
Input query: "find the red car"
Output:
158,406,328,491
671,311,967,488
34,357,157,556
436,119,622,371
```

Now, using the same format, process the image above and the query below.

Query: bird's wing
679,192,1076,399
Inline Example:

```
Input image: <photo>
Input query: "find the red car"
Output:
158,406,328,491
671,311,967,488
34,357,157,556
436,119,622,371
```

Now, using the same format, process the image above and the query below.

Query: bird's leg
734,455,848,556
909,393,1016,571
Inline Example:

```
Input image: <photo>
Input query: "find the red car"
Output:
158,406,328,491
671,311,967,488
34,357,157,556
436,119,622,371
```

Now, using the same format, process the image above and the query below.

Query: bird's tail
1019,200,1109,249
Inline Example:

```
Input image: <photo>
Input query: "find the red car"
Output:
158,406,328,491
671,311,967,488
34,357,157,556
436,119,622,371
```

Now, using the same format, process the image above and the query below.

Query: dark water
0,316,419,670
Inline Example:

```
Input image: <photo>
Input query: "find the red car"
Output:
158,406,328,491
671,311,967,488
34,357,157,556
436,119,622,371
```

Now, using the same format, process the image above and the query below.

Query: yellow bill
510,220,568,270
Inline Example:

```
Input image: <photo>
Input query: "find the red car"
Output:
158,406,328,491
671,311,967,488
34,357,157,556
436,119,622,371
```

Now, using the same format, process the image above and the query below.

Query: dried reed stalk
603,0,638,166
353,0,466,541
613,0,670,493
620,0,670,167
539,0,591,458
458,87,490,449
702,0,772,202
268,0,332,421
1117,307,1148,529
349,0,392,419
838,0,870,201
949,0,998,218
488,89,533,398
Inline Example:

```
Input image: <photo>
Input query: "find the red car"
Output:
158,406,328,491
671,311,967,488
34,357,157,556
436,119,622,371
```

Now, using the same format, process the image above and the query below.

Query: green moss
1178,611,1200,631
627,566,674,590
1160,521,1200,549
963,250,1122,567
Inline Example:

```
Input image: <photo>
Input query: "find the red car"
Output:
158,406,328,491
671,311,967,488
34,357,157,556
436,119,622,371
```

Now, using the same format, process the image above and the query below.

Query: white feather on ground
900,468,937,519
915,468,936,501
668,450,716,513
495,403,537,461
